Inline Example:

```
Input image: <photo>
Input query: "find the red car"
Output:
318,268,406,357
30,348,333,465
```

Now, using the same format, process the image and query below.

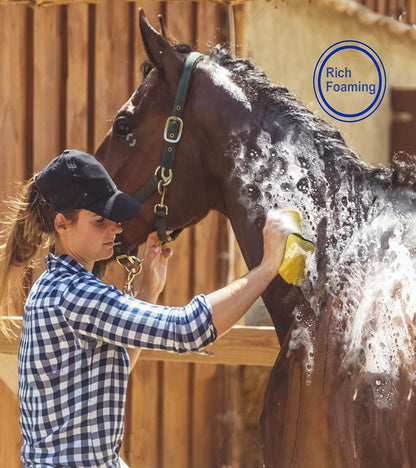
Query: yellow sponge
278,208,315,286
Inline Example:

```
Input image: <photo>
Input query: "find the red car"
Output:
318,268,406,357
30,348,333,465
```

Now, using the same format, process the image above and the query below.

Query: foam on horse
95,10,416,467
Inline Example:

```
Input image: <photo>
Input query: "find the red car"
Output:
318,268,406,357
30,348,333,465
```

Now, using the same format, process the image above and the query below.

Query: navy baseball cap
36,149,141,223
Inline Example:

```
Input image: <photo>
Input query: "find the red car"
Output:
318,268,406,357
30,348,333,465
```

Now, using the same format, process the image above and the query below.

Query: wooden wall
359,0,416,24
391,88,416,159
0,1,271,467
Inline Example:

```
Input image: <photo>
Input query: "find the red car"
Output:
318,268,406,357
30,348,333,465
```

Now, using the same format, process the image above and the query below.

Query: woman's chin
98,248,115,262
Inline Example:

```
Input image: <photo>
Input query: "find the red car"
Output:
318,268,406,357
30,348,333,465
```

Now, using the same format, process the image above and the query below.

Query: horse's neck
220,126,387,285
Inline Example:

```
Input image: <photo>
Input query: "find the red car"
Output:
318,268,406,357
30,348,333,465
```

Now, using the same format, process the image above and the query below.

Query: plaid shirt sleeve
60,274,217,353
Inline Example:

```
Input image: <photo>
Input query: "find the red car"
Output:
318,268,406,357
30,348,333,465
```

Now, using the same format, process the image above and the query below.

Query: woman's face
55,209,123,270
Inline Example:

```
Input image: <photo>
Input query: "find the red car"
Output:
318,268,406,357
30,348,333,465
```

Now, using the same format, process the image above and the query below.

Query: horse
95,10,416,467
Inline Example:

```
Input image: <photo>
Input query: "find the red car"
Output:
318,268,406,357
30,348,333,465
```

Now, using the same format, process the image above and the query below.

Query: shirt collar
46,253,90,275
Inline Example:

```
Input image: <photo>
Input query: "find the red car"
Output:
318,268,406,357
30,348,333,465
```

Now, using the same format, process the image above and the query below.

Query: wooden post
66,3,89,151
122,361,160,467
0,379,21,468
93,0,131,151
390,88,416,160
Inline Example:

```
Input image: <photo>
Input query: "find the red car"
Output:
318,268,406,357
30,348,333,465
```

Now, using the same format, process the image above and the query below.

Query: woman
0,149,292,467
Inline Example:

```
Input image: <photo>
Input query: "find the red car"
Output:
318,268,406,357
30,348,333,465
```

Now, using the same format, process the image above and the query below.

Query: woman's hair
0,177,78,337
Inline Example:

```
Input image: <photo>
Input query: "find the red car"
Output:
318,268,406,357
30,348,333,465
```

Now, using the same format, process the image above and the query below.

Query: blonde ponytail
0,177,55,337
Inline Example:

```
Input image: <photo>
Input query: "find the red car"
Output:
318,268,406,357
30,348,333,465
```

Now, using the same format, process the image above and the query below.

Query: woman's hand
136,232,172,303
260,209,298,280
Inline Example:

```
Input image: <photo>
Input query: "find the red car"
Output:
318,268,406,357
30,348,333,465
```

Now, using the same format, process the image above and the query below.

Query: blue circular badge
313,40,386,123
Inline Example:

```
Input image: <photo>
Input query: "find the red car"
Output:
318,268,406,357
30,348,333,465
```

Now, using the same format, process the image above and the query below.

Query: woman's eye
113,116,131,137
96,217,105,223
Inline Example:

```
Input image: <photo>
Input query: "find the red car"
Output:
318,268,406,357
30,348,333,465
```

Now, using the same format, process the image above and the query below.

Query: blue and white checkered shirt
18,254,217,467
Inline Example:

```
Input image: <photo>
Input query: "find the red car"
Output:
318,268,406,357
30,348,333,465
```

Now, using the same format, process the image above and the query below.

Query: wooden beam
0,0,249,5
141,326,279,366
0,0,100,5
0,320,279,367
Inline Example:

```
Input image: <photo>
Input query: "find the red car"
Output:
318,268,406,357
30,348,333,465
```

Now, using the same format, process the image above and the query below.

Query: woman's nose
111,221,123,234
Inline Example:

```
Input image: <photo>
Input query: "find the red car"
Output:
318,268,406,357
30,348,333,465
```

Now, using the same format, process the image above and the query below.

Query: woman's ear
54,213,69,233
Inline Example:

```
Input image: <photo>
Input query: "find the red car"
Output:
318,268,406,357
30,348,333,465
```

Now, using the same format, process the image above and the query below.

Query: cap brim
86,190,142,223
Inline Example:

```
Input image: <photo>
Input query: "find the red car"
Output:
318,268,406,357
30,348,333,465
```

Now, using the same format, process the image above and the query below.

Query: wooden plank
166,0,196,45
33,5,64,171
0,354,18,395
391,88,416,114
66,3,89,151
220,365,242,467
159,227,193,468
121,360,160,467
0,6,28,194
240,365,271,466
159,230,193,306
0,0,246,4
190,363,222,467
0,380,21,468
376,0,389,15
233,4,246,57
196,0,222,53
162,361,191,468
0,0,99,4
408,0,416,25
391,120,416,157
193,213,223,294
31,5,64,285
0,3,29,342
93,0,131,151
0,321,280,365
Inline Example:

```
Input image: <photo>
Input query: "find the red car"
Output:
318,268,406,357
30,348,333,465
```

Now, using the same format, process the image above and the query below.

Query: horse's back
261,208,416,467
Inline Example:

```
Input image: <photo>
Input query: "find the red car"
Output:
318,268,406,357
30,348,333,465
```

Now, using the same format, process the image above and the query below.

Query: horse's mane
208,45,394,189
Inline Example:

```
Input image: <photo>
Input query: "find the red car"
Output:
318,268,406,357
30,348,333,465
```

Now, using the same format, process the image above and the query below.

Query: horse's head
95,9,249,249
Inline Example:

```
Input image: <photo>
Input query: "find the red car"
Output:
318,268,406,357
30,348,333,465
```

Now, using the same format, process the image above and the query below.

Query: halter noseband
114,51,204,284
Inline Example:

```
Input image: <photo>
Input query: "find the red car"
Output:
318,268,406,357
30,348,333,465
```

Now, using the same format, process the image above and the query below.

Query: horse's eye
141,61,154,79
113,116,132,137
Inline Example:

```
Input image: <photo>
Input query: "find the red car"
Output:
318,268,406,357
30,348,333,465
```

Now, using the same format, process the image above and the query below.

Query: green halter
134,51,204,243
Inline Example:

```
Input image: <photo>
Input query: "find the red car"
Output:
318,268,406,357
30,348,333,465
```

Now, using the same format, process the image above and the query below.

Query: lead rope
115,249,143,296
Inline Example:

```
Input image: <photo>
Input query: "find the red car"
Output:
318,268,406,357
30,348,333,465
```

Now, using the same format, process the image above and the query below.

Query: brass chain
121,256,143,297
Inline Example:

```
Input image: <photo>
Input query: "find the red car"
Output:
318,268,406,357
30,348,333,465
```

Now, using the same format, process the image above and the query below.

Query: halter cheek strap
134,51,204,244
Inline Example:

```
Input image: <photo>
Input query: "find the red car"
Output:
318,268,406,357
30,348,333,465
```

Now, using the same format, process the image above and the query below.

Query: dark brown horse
95,10,416,467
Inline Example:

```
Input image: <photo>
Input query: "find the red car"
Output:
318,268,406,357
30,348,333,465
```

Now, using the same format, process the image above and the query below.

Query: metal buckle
154,203,168,215
163,116,183,144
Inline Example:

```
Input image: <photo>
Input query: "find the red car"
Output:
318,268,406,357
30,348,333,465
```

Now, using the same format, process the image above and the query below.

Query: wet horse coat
95,11,416,467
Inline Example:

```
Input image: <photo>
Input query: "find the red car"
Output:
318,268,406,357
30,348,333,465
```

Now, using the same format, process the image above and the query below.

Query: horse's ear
158,14,180,45
158,14,167,39
139,9,181,73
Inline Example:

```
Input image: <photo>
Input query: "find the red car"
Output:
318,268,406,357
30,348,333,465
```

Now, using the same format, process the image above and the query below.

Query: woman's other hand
136,232,172,303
